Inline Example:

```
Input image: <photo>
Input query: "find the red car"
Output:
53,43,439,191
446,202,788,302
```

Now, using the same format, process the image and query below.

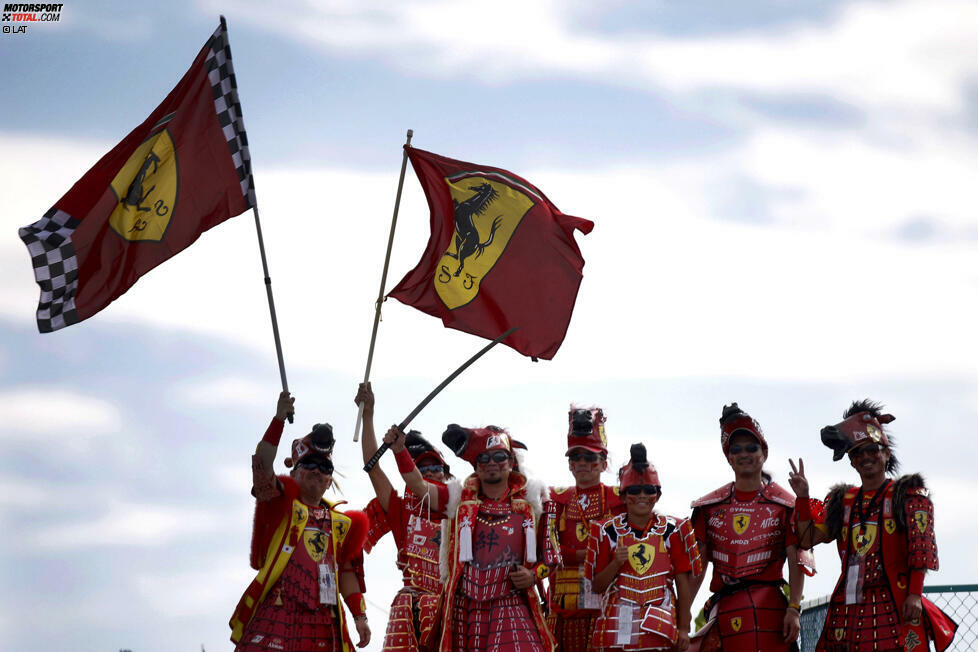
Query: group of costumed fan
228,384,957,652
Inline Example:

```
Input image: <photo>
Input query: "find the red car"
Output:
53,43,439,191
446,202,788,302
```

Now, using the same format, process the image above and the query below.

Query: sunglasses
848,443,884,460
297,459,334,475
624,484,661,496
418,464,445,474
729,443,760,455
568,451,600,463
475,450,510,465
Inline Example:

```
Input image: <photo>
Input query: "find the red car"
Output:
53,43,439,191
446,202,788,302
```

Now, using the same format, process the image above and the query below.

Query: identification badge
319,563,337,605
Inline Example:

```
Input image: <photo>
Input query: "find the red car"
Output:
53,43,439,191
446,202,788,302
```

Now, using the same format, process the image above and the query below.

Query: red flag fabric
388,147,593,360
18,18,255,333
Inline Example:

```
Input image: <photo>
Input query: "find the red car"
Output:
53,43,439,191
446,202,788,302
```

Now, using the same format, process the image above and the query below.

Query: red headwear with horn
719,402,768,456
567,405,608,455
618,443,660,491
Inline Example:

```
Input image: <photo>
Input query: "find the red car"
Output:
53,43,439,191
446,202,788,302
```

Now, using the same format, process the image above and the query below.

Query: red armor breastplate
611,515,675,607
399,489,444,594
459,507,525,601
700,489,788,581
284,505,335,610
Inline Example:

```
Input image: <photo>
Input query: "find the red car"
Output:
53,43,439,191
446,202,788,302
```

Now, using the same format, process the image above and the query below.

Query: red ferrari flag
18,18,255,333
389,147,594,360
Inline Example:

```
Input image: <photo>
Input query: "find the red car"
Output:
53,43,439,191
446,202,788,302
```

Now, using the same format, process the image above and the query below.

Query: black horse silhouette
445,182,503,277
632,543,651,568
122,151,161,213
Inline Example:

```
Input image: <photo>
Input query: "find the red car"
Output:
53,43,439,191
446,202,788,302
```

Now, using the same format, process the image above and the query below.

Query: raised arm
356,382,394,511
385,426,443,512
252,391,294,498
788,458,831,548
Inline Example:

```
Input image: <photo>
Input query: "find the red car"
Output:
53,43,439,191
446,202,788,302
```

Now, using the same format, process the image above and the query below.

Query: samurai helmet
567,405,608,455
442,424,514,466
618,443,660,491
720,403,768,456
284,422,334,468
404,429,450,476
821,399,896,464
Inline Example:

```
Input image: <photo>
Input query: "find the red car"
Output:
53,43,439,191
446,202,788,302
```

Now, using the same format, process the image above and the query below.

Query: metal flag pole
363,326,519,472
252,203,292,422
354,128,414,441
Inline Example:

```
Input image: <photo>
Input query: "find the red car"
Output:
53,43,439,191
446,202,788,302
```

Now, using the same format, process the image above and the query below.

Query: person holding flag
229,392,371,651
586,443,701,652
384,422,555,652
355,383,452,652
546,406,625,652
788,400,956,652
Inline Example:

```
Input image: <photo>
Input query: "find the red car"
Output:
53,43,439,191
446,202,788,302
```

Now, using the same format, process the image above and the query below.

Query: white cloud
0,387,121,438
173,375,270,409
213,0,978,115
34,499,225,548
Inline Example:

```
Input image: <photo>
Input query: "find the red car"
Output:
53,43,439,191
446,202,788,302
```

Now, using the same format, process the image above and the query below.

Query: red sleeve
386,490,408,550
691,508,706,543
262,417,284,445
584,520,611,582
362,496,393,553
904,493,939,572
668,518,702,576
784,504,800,547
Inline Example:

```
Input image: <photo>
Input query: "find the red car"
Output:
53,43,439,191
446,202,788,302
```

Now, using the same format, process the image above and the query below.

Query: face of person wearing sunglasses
474,449,512,485
623,483,660,518
726,432,766,477
566,448,606,487
416,454,447,482
848,441,890,480
293,456,334,501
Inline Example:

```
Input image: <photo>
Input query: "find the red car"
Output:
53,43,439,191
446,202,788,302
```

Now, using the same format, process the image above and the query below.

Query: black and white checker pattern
18,207,81,333
205,18,256,209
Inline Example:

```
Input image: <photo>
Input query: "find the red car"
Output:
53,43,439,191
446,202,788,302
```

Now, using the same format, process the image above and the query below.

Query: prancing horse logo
435,175,535,310
733,513,751,535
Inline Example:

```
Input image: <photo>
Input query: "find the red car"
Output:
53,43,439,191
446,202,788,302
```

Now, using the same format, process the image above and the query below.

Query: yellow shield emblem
109,129,178,242
852,524,878,557
732,513,751,535
303,529,329,562
576,522,589,542
435,176,534,310
914,511,929,533
627,542,656,575
730,617,742,632
835,628,845,641
884,519,896,534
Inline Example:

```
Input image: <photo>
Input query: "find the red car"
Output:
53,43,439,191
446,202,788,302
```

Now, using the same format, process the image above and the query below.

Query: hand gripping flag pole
363,326,518,472
353,129,414,441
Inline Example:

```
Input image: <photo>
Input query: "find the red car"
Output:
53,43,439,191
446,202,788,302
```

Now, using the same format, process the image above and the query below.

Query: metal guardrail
799,584,978,651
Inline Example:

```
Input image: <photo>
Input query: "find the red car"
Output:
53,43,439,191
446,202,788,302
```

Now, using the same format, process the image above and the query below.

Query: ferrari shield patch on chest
732,513,751,535
576,522,589,542
627,542,656,575
435,175,534,310
852,524,878,557
109,128,179,242
304,529,329,563
730,617,742,632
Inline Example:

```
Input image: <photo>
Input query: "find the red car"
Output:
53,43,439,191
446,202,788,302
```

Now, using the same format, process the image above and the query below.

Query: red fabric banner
19,18,254,332
389,147,593,360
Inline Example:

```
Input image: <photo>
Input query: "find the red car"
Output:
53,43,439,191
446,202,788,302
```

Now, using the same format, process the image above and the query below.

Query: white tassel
459,515,474,562
524,518,537,564
616,602,633,646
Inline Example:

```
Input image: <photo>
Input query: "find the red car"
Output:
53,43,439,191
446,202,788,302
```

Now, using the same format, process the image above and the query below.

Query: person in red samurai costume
586,443,702,652
355,382,452,652
546,406,626,652
687,403,814,652
230,391,372,651
390,422,555,652
788,399,958,652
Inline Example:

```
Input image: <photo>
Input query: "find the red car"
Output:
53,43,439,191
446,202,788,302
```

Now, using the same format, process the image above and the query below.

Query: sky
2,0,978,650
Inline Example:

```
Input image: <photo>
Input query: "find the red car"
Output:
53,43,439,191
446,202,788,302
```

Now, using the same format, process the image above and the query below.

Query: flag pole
252,203,292,422
354,128,414,441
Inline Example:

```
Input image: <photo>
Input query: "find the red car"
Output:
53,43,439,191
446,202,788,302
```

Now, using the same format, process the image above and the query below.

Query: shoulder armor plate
690,484,734,508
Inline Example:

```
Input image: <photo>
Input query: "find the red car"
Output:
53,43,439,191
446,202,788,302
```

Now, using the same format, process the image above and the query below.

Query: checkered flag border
205,19,256,209
18,207,81,333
